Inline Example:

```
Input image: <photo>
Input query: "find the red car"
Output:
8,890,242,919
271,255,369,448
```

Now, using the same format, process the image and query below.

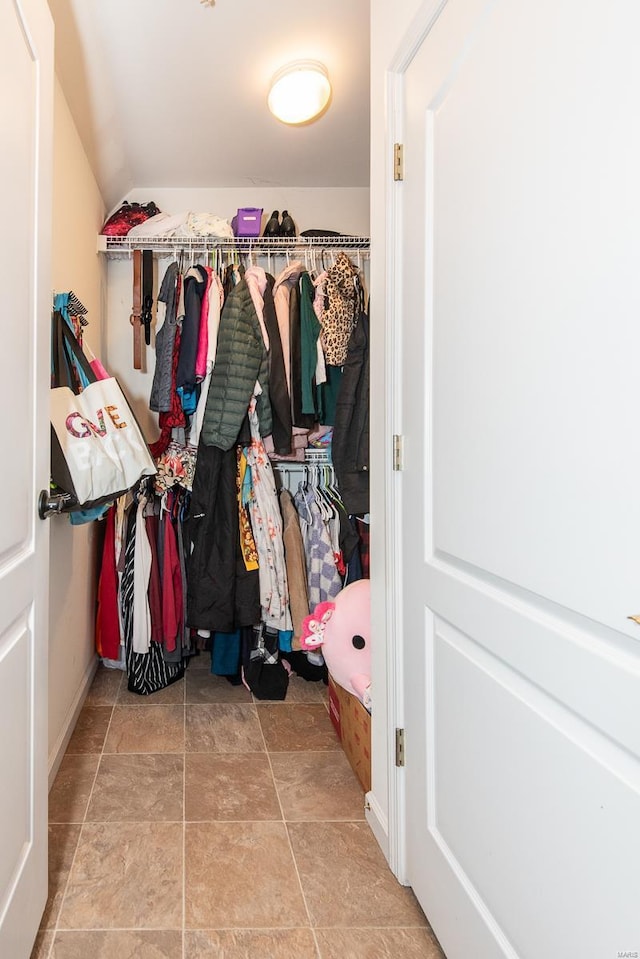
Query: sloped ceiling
48,0,371,210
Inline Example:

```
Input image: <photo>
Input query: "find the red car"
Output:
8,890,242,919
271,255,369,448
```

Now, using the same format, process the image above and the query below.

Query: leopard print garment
321,252,359,366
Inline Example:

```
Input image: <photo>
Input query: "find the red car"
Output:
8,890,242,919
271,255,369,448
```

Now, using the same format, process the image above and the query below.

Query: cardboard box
328,676,371,793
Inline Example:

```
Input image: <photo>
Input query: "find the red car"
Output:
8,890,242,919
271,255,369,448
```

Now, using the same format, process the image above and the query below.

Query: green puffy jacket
201,280,272,449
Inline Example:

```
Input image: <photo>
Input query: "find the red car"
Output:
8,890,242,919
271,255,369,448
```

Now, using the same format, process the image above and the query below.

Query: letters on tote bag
50,312,155,508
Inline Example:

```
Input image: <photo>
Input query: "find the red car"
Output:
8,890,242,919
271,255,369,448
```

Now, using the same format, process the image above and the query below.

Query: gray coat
149,262,179,412
201,279,272,450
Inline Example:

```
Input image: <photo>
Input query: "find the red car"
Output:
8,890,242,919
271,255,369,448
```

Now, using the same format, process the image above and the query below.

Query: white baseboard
365,790,390,862
48,656,99,790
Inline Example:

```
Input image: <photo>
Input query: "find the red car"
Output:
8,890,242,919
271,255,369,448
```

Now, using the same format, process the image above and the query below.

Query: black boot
280,210,296,238
263,210,280,237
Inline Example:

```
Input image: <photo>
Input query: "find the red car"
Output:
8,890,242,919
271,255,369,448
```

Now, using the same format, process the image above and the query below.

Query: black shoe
280,210,296,238
263,210,280,237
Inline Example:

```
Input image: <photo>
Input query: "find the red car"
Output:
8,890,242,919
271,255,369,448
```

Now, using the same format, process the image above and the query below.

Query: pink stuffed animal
300,580,371,706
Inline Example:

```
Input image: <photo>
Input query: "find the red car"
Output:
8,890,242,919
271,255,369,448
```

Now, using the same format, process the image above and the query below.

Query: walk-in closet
11,0,441,954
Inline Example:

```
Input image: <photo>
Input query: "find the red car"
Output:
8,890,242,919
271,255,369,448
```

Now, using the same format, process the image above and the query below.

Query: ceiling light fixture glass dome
268,60,332,125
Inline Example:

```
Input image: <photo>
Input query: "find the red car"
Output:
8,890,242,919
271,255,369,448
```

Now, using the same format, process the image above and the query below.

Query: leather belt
142,249,153,346
130,249,142,370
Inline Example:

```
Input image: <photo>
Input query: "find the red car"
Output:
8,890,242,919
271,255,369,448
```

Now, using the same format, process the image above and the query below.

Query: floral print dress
244,398,292,631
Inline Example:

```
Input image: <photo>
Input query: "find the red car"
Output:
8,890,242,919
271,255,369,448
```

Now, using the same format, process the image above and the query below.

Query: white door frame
381,0,453,886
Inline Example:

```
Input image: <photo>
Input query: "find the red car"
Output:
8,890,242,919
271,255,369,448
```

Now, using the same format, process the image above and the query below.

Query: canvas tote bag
50,312,155,507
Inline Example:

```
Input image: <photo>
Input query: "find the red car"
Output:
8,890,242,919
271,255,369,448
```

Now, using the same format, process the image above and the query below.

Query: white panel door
399,2,640,957
0,1,53,956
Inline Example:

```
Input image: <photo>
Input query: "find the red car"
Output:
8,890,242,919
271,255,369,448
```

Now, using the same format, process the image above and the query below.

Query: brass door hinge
393,434,404,471
394,142,404,181
395,728,405,767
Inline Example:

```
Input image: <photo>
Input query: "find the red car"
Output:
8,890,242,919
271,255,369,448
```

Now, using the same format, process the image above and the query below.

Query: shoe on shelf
263,210,280,237
280,210,296,238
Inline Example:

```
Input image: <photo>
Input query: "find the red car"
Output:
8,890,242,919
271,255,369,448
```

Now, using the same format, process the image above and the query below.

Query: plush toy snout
300,602,335,650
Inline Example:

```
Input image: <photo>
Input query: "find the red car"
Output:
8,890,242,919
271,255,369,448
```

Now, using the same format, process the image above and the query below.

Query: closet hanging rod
97,234,370,258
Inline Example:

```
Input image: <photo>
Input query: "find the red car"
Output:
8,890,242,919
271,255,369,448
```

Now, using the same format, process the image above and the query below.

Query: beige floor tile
84,666,123,706
315,928,445,958
184,929,318,958
187,650,212,669
186,670,252,704
48,754,99,823
86,754,183,822
185,822,308,929
185,753,281,821
270,674,326,704
185,704,263,753
30,929,54,959
40,824,81,929
271,751,365,821
103,705,184,753
257,704,340,752
288,822,427,928
118,678,185,705
66,707,113,754
50,930,183,958
58,821,183,929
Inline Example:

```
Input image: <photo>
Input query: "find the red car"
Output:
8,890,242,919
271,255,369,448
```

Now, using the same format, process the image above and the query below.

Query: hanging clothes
149,262,179,413
290,279,315,430
332,310,370,514
244,398,292,632
200,276,272,450
299,272,322,418
95,505,122,661
176,264,208,413
321,252,361,365
132,494,152,654
187,442,261,631
190,271,224,447
161,497,184,653
194,265,214,382
294,481,343,611
149,273,186,458
272,261,303,396
121,501,184,695
280,488,310,647
312,271,328,388
262,274,292,454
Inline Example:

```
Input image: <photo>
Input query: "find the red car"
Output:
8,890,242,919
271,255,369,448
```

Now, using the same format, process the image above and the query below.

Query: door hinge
393,434,404,471
395,728,405,767
394,142,404,181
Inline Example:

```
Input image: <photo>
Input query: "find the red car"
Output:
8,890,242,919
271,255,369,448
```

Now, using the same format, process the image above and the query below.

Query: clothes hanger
312,464,333,520
325,464,344,510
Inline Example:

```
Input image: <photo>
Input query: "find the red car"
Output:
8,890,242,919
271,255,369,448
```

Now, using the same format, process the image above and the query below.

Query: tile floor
32,659,446,959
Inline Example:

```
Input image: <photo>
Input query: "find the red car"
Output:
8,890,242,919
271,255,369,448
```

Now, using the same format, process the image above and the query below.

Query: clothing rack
303,447,332,464
271,447,333,493
97,234,370,258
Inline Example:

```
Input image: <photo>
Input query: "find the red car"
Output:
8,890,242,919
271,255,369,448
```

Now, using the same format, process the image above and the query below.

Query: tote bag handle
52,311,96,392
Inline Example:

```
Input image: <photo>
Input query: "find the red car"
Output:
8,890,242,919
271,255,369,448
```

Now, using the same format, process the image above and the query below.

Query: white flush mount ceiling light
268,60,332,125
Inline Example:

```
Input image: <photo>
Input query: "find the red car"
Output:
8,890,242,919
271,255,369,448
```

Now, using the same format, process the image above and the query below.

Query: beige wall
49,77,106,775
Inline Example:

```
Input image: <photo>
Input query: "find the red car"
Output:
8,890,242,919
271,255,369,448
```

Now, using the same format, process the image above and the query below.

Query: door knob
38,489,74,520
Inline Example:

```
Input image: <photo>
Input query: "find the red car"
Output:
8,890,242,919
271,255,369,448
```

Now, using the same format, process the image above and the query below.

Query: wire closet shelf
97,234,370,258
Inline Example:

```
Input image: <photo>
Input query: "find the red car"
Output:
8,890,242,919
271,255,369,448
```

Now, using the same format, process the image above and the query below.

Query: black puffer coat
187,442,261,631
200,280,272,450
332,311,369,514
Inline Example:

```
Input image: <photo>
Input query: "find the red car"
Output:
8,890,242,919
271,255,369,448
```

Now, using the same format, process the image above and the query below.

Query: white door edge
381,0,456,889
382,62,406,885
